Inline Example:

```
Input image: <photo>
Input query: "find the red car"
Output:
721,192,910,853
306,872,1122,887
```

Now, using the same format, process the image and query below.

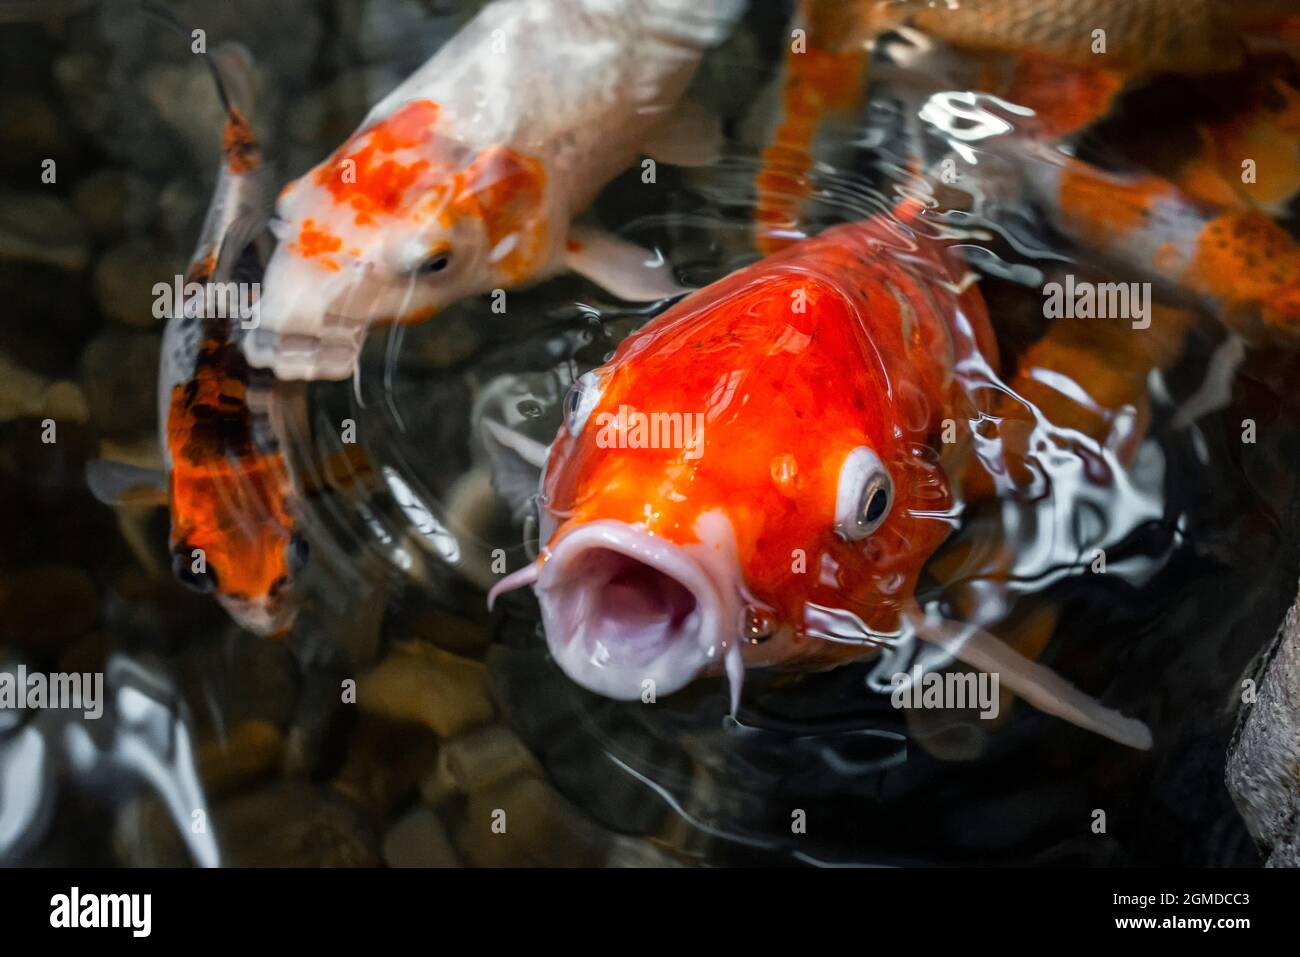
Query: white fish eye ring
564,370,602,437
835,445,893,541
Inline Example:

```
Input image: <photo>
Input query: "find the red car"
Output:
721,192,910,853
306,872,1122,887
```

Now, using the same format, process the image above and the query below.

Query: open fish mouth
490,518,744,703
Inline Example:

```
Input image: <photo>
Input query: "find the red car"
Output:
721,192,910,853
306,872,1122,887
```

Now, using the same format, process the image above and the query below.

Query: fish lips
532,520,730,701
218,593,297,638
244,247,372,380
244,325,365,381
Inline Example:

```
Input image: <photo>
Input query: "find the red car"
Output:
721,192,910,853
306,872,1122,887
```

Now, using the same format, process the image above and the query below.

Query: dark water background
1,0,1298,866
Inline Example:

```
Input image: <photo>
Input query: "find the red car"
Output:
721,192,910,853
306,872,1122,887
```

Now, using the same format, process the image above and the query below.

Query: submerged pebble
334,715,440,822
0,354,88,424
454,775,614,867
71,168,157,240
432,724,542,796
0,190,88,272
77,331,159,437
196,719,284,798
382,806,459,868
215,782,381,867
357,643,495,739
93,241,181,327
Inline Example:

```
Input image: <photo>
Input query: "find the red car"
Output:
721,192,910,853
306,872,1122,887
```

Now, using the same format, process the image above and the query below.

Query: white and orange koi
246,0,744,380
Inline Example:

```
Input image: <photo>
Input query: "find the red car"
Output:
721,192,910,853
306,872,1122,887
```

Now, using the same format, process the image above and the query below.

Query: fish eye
834,446,893,541
288,533,309,574
564,370,602,437
417,250,452,275
171,548,218,594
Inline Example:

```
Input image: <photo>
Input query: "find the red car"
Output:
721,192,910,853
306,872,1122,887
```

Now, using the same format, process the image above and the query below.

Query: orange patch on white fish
447,146,548,284
297,100,548,281
314,99,445,227
289,218,344,271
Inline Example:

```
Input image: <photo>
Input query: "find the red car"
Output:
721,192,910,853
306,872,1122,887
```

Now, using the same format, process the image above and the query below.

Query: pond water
1,0,1297,867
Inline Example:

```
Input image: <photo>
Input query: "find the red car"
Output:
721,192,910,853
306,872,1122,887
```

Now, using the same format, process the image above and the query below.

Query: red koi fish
488,204,1153,750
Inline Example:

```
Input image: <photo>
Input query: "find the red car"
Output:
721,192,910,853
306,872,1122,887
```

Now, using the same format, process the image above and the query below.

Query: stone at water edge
1226,579,1300,867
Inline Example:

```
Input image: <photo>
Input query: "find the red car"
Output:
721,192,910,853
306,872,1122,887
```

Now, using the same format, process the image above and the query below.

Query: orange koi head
490,221,969,703
249,99,552,380
166,379,304,637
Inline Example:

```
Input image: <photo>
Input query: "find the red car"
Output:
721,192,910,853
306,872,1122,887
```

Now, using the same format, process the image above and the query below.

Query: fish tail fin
138,1,233,107
207,42,258,119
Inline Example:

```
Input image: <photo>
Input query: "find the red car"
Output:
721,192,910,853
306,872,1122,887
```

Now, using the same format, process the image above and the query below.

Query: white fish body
247,0,744,380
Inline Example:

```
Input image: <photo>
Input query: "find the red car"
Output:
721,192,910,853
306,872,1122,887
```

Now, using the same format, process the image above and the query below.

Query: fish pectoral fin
564,226,690,302
480,418,549,522
640,100,722,168
85,460,168,507
214,204,275,282
907,608,1153,750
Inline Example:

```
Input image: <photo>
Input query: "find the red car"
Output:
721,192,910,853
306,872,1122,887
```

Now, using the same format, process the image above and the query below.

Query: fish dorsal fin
86,460,168,508
213,207,273,283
